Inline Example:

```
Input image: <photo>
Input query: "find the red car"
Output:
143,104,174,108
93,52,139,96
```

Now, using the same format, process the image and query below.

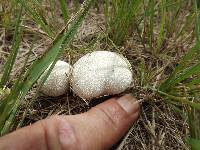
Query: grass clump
104,0,142,45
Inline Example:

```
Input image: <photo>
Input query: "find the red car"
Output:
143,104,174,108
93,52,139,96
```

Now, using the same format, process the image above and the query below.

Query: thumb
65,94,140,150
0,94,140,150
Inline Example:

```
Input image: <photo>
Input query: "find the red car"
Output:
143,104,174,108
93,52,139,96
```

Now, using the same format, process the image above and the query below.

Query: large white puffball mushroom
40,60,72,97
71,51,133,100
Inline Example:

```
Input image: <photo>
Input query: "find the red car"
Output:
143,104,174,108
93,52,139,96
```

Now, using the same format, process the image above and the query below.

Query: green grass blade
160,43,200,91
187,108,200,149
170,104,187,120
172,43,200,74
1,43,34,134
161,61,200,91
186,77,200,87
156,0,166,54
186,106,200,150
17,0,54,38
149,87,200,109
0,79,23,130
166,60,200,88
165,0,181,37
59,0,69,23
194,0,200,42
188,138,200,150
73,0,80,13
188,108,200,139
149,0,155,49
104,0,109,32
0,5,22,88
1,97,21,135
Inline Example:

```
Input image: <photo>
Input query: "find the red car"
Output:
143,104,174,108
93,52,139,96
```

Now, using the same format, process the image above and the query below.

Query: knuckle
55,116,81,150
41,115,81,150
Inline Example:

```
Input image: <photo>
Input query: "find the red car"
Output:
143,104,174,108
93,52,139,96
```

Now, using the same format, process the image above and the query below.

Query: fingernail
116,94,139,115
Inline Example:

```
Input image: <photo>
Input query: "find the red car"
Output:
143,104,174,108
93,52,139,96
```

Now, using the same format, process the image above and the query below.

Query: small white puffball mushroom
40,60,72,97
71,51,133,100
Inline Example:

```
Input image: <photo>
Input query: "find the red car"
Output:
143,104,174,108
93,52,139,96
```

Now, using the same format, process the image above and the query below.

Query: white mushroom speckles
40,60,72,97
71,51,133,100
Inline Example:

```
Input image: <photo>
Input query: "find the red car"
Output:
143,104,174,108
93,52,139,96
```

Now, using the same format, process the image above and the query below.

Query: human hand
0,94,140,150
